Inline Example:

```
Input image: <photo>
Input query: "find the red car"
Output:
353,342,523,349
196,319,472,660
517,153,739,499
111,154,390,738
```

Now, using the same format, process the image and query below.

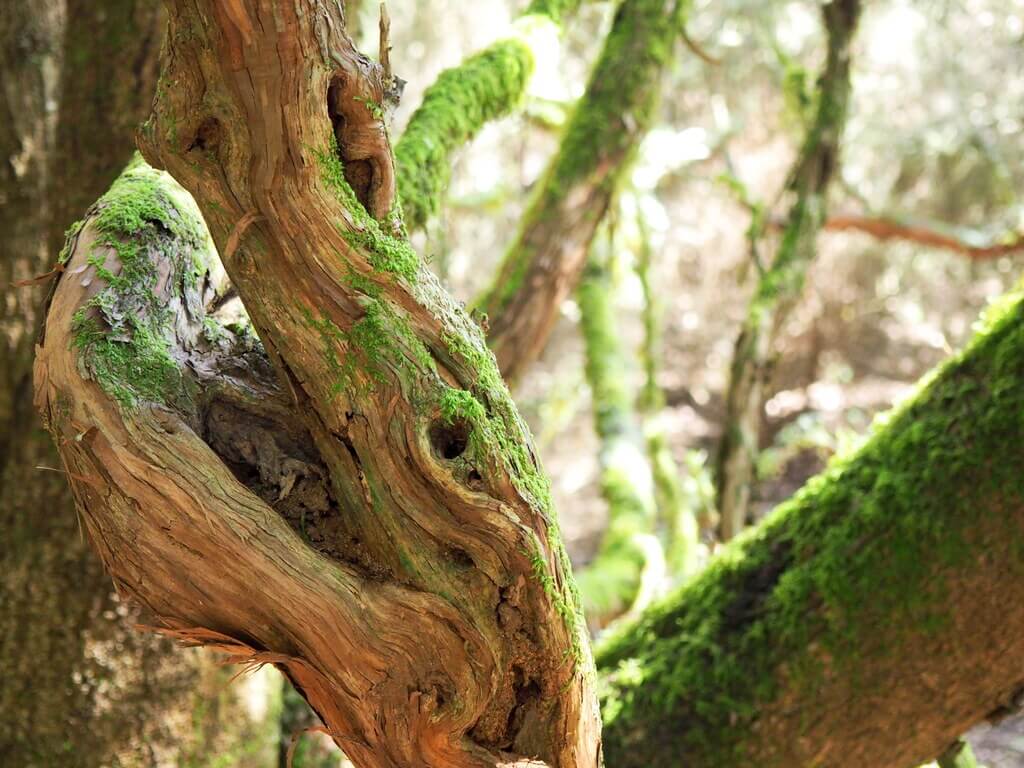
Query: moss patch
70,156,211,410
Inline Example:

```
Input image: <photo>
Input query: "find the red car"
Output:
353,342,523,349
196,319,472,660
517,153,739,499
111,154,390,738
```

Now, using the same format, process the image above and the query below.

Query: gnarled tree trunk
35,3,601,766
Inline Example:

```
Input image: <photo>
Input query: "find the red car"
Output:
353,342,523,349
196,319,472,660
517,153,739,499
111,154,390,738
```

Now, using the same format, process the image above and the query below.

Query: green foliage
596,291,1024,766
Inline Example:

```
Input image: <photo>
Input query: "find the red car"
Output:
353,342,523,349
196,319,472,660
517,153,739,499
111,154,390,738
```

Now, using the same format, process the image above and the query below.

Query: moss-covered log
575,241,659,625
396,1,582,231
716,0,861,540
597,288,1024,767
477,0,688,383
37,3,601,767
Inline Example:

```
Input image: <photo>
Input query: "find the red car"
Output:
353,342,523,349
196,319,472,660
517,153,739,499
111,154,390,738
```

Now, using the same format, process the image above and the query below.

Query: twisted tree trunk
36,3,601,766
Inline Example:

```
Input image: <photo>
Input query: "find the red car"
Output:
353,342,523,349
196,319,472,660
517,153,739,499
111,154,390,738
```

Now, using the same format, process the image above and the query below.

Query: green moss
396,38,535,230
596,291,1024,766
314,140,421,283
438,325,588,667
574,253,657,620
70,156,211,410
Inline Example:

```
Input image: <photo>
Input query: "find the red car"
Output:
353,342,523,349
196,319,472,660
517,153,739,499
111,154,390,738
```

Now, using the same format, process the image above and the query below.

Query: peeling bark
37,3,601,766
716,0,861,541
478,0,687,384
599,289,1024,767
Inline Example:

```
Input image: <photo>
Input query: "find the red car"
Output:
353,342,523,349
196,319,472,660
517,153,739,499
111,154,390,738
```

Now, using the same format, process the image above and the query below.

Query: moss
438,325,588,668
476,0,690,319
396,38,535,230
314,140,421,283
70,156,211,410
596,290,1024,767
574,253,657,620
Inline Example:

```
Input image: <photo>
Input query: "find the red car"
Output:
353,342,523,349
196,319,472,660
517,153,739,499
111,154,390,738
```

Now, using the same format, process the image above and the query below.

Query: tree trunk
0,2,210,764
715,0,861,541
597,289,1024,767
35,2,601,766
477,0,688,384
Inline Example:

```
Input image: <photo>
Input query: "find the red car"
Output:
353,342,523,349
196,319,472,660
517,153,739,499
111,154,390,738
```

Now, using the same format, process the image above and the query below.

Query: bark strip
598,287,1024,767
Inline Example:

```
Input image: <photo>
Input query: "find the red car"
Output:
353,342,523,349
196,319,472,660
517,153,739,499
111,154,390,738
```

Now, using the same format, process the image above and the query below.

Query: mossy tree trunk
35,3,601,767
598,288,1024,767
477,0,688,384
574,236,661,626
0,2,213,764
715,0,861,541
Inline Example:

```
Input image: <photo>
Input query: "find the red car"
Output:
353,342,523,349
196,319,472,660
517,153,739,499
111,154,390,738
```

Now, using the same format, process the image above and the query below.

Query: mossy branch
575,239,660,626
395,4,583,231
477,0,690,384
598,287,1024,767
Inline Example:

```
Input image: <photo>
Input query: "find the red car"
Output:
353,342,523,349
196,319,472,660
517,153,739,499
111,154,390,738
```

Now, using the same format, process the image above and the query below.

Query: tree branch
598,289,1024,767
477,0,689,385
395,1,583,231
817,211,1024,260
716,0,861,541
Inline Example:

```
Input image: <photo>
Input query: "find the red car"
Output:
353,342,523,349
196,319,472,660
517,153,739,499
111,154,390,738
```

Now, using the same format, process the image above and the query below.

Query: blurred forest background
3,0,1024,765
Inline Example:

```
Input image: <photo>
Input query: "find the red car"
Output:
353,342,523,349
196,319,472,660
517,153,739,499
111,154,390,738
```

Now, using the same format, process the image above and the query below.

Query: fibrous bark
477,0,687,384
395,0,583,231
716,0,861,541
36,3,600,767
598,287,1024,767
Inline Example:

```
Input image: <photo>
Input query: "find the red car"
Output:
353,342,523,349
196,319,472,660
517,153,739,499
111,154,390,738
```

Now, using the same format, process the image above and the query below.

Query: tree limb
477,0,689,385
598,288,1024,767
395,1,584,231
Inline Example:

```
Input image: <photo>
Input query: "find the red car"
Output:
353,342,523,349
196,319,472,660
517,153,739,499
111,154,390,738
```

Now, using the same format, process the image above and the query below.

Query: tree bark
36,3,601,766
715,0,861,541
597,289,1024,767
0,2,208,764
477,0,687,384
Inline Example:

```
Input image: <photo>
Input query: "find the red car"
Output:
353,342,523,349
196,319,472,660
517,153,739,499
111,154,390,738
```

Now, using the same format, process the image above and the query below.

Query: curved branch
598,290,1024,767
477,0,689,384
395,2,583,231
819,212,1024,260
